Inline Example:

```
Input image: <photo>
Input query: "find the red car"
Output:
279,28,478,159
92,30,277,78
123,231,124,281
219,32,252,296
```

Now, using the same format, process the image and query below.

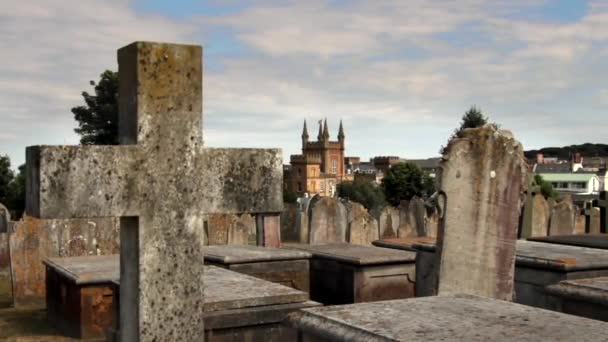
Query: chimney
536,153,544,164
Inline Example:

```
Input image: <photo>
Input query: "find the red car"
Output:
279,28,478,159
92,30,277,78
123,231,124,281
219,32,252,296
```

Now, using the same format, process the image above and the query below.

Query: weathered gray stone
549,196,576,236
346,202,378,245
377,206,399,239
9,215,119,306
308,197,347,243
528,233,608,250
425,209,439,237
408,196,426,236
436,125,527,301
546,277,608,321
397,221,416,238
26,42,283,342
286,294,607,341
583,202,601,234
0,203,9,233
280,203,299,243
206,213,256,246
574,212,586,234
297,196,312,243
521,194,550,238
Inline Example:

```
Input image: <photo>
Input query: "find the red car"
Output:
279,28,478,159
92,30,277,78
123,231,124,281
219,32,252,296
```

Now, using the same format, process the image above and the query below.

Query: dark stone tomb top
546,277,608,306
527,234,608,250
516,240,608,271
286,294,606,341
43,255,119,285
283,243,416,265
203,245,311,264
372,236,437,252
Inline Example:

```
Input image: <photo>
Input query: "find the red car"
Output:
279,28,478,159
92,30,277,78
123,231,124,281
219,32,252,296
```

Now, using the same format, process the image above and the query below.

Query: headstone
9,215,119,306
0,203,9,233
425,208,439,237
297,196,312,243
549,196,576,236
308,197,347,243
26,42,282,342
397,221,416,238
593,191,607,233
346,202,378,245
530,194,550,237
408,196,426,236
206,213,256,246
436,125,527,301
280,203,299,242
377,206,399,239
574,211,586,234
584,201,602,234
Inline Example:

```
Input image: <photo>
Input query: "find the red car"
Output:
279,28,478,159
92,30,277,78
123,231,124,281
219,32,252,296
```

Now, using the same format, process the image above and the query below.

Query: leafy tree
7,164,26,218
337,180,386,210
458,106,488,132
422,173,436,197
72,70,119,145
381,162,428,206
283,188,298,204
533,174,558,200
0,155,14,206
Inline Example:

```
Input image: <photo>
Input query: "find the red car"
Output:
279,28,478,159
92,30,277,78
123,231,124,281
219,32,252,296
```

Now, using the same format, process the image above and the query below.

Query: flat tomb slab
109,264,319,341
528,234,608,250
283,243,416,304
546,277,608,321
372,236,437,252
203,245,311,292
45,256,318,341
515,240,608,271
286,294,607,342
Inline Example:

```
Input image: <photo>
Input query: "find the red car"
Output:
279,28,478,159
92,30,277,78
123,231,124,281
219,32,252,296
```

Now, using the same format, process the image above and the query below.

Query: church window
332,159,337,174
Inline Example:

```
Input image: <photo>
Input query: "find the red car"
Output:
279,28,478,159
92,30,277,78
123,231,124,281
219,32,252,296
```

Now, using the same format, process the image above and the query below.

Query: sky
1,0,607,168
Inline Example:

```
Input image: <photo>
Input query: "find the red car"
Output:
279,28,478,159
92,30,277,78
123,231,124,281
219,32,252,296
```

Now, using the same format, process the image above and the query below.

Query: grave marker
548,196,576,236
593,191,607,233
436,126,527,301
582,201,601,234
26,42,282,342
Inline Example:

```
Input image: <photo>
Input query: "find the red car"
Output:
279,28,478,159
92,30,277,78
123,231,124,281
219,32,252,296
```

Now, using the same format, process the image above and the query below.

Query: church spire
301,119,309,147
317,119,323,141
322,118,330,141
338,119,345,141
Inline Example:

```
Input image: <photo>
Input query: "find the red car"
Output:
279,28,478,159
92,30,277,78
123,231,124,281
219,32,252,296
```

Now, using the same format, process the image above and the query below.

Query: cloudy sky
1,0,607,168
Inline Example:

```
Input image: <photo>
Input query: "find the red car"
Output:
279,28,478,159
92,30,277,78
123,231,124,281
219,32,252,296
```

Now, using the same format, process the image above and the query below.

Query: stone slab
516,240,608,271
43,255,118,285
284,243,416,265
203,245,310,264
372,236,437,252
528,234,608,250
545,277,608,321
285,294,607,341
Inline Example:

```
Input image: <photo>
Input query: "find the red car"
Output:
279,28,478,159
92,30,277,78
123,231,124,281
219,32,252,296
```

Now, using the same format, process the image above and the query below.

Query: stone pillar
435,125,527,301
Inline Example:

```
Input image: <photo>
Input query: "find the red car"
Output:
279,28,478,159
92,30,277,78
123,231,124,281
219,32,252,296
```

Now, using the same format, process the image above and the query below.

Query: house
538,173,601,195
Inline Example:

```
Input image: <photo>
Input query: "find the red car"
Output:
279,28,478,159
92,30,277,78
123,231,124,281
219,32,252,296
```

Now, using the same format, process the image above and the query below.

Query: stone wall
9,215,119,306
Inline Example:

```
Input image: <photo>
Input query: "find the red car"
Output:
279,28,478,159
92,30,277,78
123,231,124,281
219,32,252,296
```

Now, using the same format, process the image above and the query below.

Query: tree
7,164,26,218
533,174,558,200
72,70,119,145
0,155,13,205
283,188,298,204
337,180,386,210
458,106,487,132
382,162,428,206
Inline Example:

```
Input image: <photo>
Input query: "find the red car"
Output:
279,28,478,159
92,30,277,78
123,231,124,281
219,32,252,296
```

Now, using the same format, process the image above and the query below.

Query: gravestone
436,125,527,301
397,222,416,238
346,202,378,245
297,196,312,243
377,206,399,239
549,196,576,236
530,194,550,237
9,215,119,306
206,213,256,245
280,203,299,242
583,202,601,234
0,203,9,233
26,42,282,342
408,196,426,236
425,208,439,237
592,191,607,233
308,197,347,244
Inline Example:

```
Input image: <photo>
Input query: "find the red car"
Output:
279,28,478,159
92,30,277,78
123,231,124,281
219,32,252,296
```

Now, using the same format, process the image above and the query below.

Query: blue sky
1,0,607,168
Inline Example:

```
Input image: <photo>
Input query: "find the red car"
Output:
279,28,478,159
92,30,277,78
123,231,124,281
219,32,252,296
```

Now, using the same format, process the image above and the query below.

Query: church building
285,119,350,197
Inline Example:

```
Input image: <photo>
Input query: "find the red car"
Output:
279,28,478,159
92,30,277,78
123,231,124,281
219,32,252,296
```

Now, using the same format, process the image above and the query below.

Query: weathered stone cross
26,42,282,341
593,191,607,233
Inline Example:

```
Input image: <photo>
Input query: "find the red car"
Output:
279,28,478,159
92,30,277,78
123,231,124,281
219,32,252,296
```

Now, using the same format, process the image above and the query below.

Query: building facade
286,119,350,197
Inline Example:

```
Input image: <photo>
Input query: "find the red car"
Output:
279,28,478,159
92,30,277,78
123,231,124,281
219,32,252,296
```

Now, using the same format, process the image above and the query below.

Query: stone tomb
372,236,437,297
285,294,607,341
284,243,415,304
545,277,608,322
44,255,117,340
111,266,319,342
203,245,311,292
528,233,608,250
26,42,282,341
515,240,608,310
43,255,318,341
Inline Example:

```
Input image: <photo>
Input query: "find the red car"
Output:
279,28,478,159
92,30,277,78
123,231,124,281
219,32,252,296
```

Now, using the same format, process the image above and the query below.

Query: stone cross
583,200,600,234
26,42,282,342
435,125,527,301
593,191,607,234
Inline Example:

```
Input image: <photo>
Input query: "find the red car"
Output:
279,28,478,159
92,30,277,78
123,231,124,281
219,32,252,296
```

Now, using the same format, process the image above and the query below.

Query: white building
539,173,601,195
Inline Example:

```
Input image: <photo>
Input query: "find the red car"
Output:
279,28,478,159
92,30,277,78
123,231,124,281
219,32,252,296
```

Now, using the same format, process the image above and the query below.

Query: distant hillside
524,144,608,160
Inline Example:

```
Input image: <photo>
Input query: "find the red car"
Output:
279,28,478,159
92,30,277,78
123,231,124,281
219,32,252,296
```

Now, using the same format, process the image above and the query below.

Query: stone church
285,119,351,197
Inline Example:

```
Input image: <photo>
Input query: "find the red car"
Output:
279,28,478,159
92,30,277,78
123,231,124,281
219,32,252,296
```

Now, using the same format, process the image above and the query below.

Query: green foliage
458,106,488,133
72,70,119,145
283,188,298,204
0,155,13,205
382,162,428,206
524,143,608,160
0,155,26,218
337,180,386,210
533,174,558,200
422,173,436,197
